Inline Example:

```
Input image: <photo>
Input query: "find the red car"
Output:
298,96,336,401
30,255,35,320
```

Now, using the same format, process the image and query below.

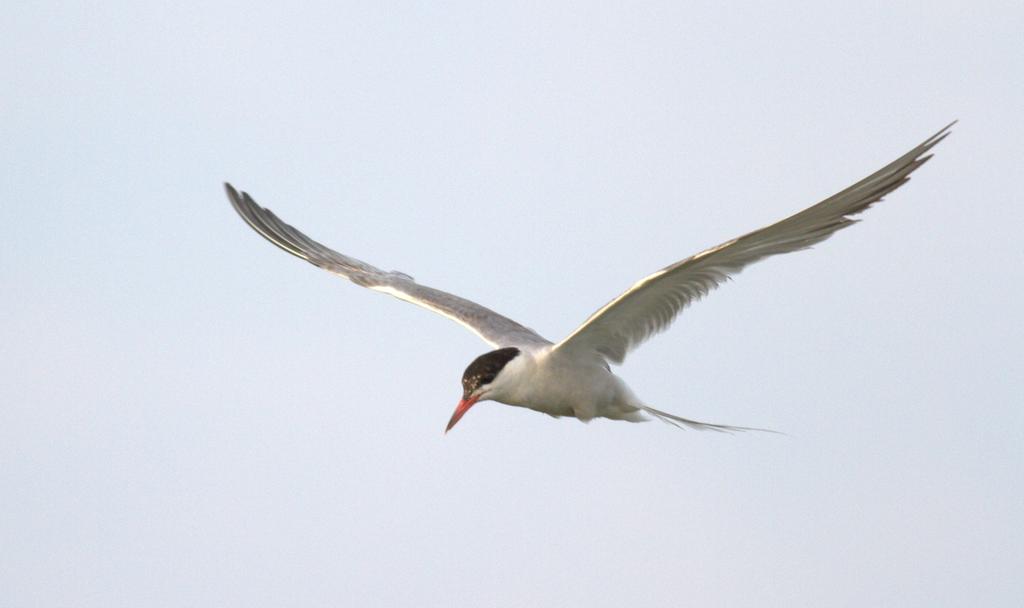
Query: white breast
486,347,639,421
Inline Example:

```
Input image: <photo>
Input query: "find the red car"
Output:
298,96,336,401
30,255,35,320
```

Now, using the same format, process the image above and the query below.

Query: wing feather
225,184,550,349
553,122,954,364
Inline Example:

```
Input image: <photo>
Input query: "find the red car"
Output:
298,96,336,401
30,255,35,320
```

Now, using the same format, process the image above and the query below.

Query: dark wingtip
926,120,957,149
224,183,246,213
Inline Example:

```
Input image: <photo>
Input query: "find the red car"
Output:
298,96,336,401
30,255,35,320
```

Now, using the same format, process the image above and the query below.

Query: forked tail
639,404,781,434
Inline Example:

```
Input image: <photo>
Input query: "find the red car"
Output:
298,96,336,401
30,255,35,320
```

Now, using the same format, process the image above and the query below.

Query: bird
225,122,952,433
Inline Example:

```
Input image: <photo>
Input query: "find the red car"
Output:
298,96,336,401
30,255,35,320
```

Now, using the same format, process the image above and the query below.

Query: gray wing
553,122,954,365
225,184,551,349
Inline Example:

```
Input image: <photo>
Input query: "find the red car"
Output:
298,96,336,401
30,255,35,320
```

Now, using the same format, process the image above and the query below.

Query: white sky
2,2,1022,606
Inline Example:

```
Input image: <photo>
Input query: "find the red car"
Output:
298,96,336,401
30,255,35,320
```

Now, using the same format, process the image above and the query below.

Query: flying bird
226,122,952,433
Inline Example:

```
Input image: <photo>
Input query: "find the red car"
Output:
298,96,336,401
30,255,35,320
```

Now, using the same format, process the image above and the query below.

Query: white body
487,346,645,422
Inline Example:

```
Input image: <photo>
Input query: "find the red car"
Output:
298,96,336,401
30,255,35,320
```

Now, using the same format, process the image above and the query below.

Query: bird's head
445,347,521,433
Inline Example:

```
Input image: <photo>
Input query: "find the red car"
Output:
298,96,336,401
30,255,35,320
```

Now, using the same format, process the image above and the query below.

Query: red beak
445,396,480,434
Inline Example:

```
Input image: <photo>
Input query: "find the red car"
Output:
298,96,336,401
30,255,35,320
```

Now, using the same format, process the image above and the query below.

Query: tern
226,122,951,433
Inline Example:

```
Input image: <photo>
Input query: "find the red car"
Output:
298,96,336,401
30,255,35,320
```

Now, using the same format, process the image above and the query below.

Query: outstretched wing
553,122,954,365
225,184,551,349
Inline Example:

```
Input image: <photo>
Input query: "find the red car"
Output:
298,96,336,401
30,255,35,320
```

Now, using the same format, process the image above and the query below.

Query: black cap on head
461,347,520,398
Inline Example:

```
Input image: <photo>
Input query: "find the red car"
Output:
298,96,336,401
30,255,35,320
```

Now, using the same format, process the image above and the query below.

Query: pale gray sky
2,2,1022,606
